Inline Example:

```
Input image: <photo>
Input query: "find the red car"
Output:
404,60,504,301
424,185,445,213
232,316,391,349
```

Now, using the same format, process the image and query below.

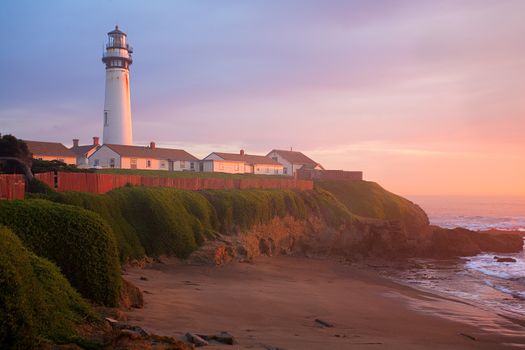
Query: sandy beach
124,256,525,349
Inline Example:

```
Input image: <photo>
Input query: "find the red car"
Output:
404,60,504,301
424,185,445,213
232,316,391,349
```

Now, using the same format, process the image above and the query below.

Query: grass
315,180,429,232
97,168,290,179
34,185,358,262
0,226,94,348
22,180,427,266
0,200,121,306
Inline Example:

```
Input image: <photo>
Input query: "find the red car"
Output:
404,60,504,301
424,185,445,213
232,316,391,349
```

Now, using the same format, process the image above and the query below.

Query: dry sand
124,256,525,349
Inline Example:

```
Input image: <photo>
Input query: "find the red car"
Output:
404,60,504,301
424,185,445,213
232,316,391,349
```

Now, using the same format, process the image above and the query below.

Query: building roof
108,25,126,36
268,149,321,166
103,144,199,161
24,140,76,158
209,152,282,166
70,144,100,157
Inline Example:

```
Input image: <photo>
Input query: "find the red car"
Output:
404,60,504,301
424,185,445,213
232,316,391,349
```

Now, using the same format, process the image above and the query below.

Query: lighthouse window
104,111,109,126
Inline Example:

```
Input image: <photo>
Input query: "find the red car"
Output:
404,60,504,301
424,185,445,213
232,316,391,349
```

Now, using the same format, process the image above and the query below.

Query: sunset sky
1,0,524,196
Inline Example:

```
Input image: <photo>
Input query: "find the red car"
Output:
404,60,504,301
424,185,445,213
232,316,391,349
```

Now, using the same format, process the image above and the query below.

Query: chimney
150,141,156,149
93,136,100,146
240,149,245,156
73,139,79,147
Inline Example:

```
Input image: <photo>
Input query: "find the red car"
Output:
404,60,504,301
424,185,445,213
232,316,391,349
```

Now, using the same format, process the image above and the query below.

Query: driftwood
0,157,33,182
314,318,334,328
185,332,209,347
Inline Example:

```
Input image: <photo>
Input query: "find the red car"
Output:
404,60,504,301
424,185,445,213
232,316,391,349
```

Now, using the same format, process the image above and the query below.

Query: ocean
388,196,525,344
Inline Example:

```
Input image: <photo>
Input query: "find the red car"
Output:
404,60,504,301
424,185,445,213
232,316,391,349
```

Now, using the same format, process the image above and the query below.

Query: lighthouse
102,25,133,145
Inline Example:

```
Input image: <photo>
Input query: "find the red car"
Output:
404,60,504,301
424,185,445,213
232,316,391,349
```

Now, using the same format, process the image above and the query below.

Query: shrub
315,180,429,233
0,226,93,348
202,189,308,233
26,178,54,194
32,186,363,262
0,200,121,306
49,190,145,261
50,187,217,260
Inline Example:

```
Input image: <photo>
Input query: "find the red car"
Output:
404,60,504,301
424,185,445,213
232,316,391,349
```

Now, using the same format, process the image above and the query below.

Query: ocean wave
483,280,525,301
465,253,525,280
429,215,525,231
472,266,513,280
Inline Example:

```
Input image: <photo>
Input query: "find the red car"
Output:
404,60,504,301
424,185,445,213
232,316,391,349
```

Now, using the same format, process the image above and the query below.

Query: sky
1,0,524,196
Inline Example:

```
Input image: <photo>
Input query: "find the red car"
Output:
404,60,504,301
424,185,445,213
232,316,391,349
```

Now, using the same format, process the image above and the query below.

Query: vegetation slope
0,200,121,306
0,226,94,349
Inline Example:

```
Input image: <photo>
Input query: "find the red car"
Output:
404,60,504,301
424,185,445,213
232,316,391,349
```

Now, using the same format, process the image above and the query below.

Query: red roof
208,152,282,166
70,144,100,157
268,149,321,167
104,144,198,161
24,140,76,158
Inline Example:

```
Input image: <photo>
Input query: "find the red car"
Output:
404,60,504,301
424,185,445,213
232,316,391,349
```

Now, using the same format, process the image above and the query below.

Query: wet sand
124,256,525,349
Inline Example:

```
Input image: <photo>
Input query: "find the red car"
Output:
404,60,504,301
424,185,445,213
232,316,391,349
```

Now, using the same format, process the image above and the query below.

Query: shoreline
123,256,525,349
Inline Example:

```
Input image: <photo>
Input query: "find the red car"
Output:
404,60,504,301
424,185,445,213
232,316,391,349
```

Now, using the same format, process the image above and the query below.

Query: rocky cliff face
189,181,523,264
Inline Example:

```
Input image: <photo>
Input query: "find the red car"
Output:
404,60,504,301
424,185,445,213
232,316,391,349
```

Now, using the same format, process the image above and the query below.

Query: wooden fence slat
50,172,313,194
0,174,25,200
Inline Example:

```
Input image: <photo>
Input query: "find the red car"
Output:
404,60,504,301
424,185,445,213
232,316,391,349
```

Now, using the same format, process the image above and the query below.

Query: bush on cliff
47,190,146,261
201,189,308,233
48,187,216,260
0,200,121,306
37,187,320,261
315,180,429,233
0,226,94,348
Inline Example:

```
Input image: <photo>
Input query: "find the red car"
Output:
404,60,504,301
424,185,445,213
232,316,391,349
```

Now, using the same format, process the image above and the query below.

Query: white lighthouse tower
102,25,133,145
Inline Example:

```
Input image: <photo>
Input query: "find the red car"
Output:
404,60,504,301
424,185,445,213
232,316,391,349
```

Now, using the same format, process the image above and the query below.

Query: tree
0,134,33,181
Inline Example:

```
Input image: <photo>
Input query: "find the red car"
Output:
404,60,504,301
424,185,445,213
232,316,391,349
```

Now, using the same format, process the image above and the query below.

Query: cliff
190,180,523,263
28,180,523,265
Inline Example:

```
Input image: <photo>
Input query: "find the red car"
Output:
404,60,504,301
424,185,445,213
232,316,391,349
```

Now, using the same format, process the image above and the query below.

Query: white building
88,142,199,171
102,26,133,145
24,140,77,165
70,137,101,167
266,149,324,176
202,150,284,175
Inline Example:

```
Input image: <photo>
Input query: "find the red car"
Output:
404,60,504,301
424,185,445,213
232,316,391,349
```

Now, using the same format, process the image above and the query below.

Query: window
180,160,186,169
94,159,100,166
266,167,270,173
272,157,278,162
275,169,279,174
130,158,137,169
146,160,151,168
190,162,195,170
283,167,288,175
104,111,109,126
219,163,224,170
109,158,115,168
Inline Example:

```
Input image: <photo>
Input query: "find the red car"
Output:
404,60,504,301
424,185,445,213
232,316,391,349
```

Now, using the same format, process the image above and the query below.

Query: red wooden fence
34,172,313,194
0,174,25,200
